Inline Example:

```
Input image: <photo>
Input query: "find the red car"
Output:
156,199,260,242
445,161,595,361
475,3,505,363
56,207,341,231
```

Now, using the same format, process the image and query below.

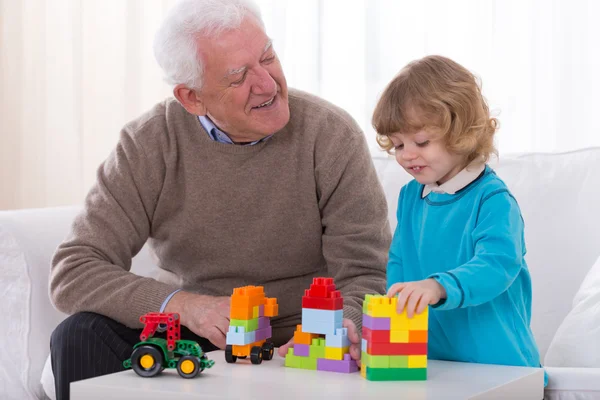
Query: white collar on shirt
421,161,486,198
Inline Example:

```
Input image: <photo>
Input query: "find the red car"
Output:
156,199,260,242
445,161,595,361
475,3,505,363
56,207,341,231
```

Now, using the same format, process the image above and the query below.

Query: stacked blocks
226,286,278,364
361,294,428,381
284,277,358,373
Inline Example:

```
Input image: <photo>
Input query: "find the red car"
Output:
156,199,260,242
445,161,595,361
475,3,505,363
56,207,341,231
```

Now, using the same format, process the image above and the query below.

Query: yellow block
408,307,429,330
252,305,259,319
367,296,397,317
408,355,427,368
390,330,409,343
390,312,410,330
325,346,349,360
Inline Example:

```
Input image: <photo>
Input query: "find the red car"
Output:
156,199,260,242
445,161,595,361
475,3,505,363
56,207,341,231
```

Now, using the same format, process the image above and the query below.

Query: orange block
232,340,266,357
293,324,320,345
230,286,266,308
230,306,254,320
409,330,428,343
264,298,279,317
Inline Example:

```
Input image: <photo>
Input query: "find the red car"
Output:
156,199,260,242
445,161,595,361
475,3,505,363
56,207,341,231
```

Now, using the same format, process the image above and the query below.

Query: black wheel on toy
225,345,237,363
131,345,164,377
262,342,275,360
250,345,263,364
177,356,200,379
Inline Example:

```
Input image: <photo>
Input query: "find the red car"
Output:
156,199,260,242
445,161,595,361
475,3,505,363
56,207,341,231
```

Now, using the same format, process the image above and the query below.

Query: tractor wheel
177,356,200,379
225,345,237,363
250,345,263,365
131,345,164,377
262,342,275,360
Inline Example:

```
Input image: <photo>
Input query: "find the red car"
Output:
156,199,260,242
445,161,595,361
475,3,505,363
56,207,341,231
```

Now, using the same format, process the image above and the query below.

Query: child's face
389,130,467,185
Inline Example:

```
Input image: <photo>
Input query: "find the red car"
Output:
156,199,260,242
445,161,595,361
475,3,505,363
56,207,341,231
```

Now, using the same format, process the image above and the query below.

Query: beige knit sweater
50,89,391,345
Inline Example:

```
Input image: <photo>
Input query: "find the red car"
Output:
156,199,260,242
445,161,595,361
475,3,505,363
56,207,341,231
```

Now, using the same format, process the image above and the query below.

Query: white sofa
2,148,600,400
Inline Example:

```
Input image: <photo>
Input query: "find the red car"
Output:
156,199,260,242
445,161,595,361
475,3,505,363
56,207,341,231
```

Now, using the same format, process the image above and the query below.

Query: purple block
317,354,359,373
258,317,270,329
258,305,264,317
254,326,272,341
362,314,390,330
293,344,310,357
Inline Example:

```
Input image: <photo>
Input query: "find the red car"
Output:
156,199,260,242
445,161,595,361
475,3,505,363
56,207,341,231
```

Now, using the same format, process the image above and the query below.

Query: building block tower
284,277,358,373
225,285,279,365
361,294,428,381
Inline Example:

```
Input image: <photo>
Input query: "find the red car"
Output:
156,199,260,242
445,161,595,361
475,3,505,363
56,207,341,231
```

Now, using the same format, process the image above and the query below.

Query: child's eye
416,141,430,147
394,144,404,150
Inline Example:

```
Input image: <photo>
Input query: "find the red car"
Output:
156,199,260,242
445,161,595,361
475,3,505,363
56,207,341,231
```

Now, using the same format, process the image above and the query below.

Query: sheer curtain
1,0,599,210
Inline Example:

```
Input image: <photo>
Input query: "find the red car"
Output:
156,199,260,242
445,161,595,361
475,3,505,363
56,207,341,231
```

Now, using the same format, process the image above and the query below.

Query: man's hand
165,291,230,349
277,318,362,366
386,278,446,318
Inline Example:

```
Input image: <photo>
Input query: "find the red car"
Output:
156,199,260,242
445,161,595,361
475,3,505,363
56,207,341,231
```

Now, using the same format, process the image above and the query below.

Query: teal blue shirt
388,166,542,373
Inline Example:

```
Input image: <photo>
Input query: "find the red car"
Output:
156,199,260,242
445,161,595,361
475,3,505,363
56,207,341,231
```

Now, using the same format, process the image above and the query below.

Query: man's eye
261,55,276,63
231,74,246,86
416,141,430,147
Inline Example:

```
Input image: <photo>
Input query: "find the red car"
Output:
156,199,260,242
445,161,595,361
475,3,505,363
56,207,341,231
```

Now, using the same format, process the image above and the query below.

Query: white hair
153,0,264,90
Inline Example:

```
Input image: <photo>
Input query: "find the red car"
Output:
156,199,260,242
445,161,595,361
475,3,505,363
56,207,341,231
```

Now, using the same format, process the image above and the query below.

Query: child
372,55,542,372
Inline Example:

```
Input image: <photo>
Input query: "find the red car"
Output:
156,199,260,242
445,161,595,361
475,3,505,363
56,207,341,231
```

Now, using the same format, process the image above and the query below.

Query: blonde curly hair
372,55,498,164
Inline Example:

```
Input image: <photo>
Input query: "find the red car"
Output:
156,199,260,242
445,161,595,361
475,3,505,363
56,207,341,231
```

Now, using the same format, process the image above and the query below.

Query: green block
301,356,318,370
370,355,390,368
389,356,409,368
284,353,303,368
229,318,258,332
361,351,371,367
309,342,326,359
366,367,427,381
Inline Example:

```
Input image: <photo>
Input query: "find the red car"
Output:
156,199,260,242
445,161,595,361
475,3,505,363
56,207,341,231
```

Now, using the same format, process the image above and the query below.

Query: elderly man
49,0,390,398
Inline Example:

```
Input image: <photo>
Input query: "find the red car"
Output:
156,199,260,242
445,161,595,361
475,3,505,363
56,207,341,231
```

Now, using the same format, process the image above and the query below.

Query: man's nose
251,67,276,95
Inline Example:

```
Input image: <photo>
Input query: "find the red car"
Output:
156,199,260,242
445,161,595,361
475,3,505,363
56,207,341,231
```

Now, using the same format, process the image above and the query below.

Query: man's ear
173,84,207,116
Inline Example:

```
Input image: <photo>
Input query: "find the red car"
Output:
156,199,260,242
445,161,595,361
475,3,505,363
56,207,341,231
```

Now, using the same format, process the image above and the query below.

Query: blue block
361,338,368,353
226,325,257,345
325,327,351,348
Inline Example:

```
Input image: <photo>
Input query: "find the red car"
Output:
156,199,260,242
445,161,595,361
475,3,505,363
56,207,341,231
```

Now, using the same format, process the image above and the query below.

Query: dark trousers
50,312,217,400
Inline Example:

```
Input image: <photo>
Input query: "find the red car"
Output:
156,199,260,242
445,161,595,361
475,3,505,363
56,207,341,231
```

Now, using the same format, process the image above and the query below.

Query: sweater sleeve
429,190,525,310
387,187,405,291
317,132,392,331
49,119,179,328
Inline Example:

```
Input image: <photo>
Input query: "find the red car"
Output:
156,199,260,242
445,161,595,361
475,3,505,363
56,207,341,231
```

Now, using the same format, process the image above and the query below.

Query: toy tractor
123,312,215,378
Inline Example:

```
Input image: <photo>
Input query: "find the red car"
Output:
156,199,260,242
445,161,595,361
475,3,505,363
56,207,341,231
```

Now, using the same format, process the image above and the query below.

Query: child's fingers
406,290,423,319
386,282,406,298
416,294,430,315
396,286,415,314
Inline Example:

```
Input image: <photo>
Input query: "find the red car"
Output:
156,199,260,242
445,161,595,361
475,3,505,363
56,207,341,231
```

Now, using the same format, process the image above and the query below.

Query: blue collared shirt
198,116,272,145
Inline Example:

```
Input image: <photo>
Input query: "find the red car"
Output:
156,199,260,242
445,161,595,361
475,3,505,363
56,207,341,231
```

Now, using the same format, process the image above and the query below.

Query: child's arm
428,190,525,310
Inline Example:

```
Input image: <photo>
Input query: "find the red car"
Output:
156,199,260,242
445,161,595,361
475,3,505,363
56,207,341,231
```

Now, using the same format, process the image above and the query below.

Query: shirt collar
422,161,486,198
198,116,271,145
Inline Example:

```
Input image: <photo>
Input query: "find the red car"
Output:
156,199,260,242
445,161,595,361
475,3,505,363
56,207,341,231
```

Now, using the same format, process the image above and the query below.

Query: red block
307,277,336,298
302,292,343,310
367,342,428,356
362,327,390,343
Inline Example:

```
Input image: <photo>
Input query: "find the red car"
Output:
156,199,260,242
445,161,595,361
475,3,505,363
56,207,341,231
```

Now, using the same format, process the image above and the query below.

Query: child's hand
386,279,446,318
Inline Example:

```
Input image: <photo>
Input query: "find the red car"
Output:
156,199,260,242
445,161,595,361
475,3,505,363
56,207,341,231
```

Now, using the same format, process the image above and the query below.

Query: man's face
195,16,290,142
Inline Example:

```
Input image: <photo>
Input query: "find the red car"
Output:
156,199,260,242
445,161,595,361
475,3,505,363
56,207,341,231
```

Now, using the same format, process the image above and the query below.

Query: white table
71,351,544,399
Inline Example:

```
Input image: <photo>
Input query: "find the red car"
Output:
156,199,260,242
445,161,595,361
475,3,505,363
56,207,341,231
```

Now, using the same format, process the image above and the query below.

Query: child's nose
402,150,417,160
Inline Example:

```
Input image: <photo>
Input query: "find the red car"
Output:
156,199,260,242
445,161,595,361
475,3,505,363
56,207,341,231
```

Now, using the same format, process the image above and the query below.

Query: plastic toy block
229,318,259,332
317,354,358,373
293,344,310,357
252,305,259,319
302,317,342,336
325,346,349,360
409,330,428,343
302,308,343,322
390,313,410,331
309,338,326,359
408,307,428,330
408,355,428,368
257,317,270,330
361,352,409,369
306,277,336,298
226,325,256,345
389,355,409,368
325,328,351,348
258,305,264,317
293,325,321,345
362,327,391,343
365,367,427,381
362,314,391,330
254,326,272,342
264,298,279,317
366,342,428,356
302,290,343,310
285,350,303,368
231,341,266,357
230,286,267,308
301,356,318,370
361,338,368,353
390,330,409,343
230,306,254,320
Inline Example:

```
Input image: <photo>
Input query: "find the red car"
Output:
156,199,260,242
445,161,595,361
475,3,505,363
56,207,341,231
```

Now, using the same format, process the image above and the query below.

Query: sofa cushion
544,255,600,368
